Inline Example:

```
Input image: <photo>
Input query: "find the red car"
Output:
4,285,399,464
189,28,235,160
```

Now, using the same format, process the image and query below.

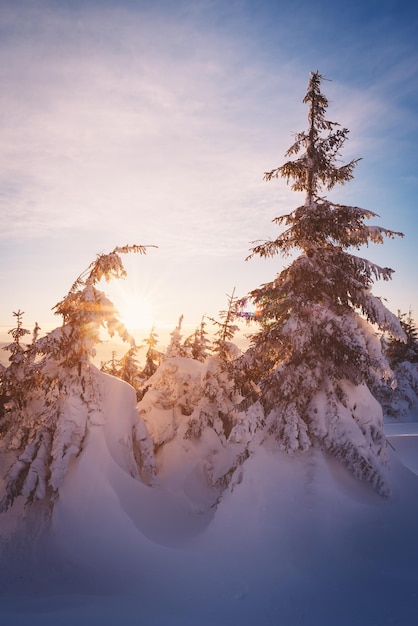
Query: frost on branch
244,71,405,495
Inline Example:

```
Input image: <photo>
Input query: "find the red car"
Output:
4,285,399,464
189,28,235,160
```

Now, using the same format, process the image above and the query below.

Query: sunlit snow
1,361,418,626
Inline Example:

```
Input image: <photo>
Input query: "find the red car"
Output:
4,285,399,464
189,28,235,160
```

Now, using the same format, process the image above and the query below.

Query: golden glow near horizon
115,291,156,333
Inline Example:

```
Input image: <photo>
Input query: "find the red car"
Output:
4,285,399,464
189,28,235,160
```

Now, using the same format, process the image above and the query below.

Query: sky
1,0,417,350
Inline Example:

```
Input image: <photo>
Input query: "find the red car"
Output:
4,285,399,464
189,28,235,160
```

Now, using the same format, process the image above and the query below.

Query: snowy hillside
1,364,418,625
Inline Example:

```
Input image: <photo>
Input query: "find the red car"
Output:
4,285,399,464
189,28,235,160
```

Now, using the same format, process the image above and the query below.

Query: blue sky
1,0,417,347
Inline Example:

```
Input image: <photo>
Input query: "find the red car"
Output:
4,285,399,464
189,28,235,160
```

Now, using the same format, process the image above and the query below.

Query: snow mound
1,370,418,625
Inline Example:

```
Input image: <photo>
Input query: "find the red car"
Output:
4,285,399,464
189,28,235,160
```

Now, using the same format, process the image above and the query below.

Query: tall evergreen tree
244,72,405,495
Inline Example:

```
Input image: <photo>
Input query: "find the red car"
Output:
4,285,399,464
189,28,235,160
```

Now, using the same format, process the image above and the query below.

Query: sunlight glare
116,293,156,332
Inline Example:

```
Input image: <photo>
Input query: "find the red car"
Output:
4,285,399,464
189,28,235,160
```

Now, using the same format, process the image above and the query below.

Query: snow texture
1,360,418,625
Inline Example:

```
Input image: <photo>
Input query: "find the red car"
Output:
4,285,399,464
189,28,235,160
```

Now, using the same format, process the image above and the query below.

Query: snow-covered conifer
138,356,204,449
185,355,240,441
244,72,405,495
0,312,40,436
101,350,120,377
101,346,143,391
137,294,248,501
176,294,256,491
49,245,147,368
0,245,155,512
165,315,186,359
385,310,418,367
375,310,418,418
1,311,31,413
138,325,161,388
137,348,251,506
210,289,240,363
117,346,143,390
183,316,211,362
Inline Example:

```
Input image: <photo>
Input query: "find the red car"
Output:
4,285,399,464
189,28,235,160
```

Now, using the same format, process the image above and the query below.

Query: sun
116,292,156,332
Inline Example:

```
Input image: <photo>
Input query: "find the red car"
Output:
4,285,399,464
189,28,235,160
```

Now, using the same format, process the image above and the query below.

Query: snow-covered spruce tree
135,325,162,401
181,291,262,494
183,316,211,362
385,310,418,367
0,312,39,430
117,346,143,391
0,245,155,512
185,290,242,441
136,296,251,506
244,72,405,496
101,346,143,392
100,350,120,377
375,310,418,418
165,314,187,359
141,325,161,380
210,288,240,363
0,364,5,419
137,315,207,445
0,311,31,419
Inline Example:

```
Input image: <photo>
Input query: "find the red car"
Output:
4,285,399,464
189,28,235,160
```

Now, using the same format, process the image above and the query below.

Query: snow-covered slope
1,370,418,625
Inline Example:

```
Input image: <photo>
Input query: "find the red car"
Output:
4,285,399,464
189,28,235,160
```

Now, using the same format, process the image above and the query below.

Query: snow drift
1,365,418,626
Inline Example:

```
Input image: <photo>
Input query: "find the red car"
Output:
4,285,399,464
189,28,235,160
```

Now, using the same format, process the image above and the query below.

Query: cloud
0,0,304,256
1,0,417,334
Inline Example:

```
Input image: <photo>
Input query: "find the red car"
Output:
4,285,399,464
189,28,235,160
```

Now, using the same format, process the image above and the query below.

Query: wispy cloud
0,2,305,250
1,0,417,334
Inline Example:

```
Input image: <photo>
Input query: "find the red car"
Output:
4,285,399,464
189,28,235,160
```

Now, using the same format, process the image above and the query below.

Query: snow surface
1,370,418,625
